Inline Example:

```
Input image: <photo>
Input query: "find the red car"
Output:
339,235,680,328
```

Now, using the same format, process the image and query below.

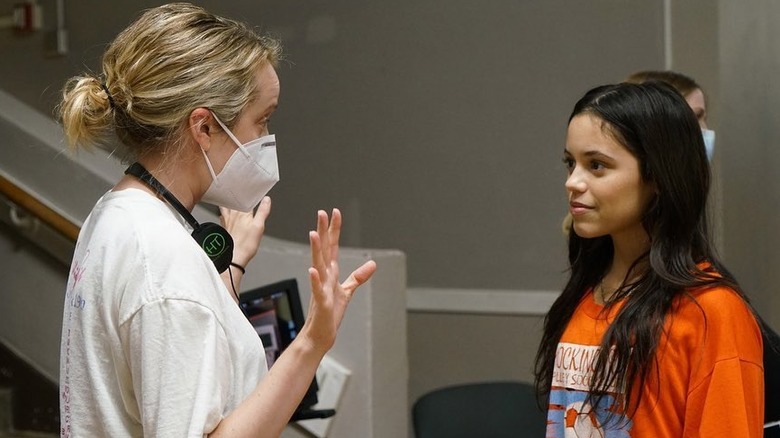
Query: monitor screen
239,278,319,412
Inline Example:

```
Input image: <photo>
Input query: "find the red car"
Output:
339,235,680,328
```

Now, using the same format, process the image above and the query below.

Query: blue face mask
702,129,715,161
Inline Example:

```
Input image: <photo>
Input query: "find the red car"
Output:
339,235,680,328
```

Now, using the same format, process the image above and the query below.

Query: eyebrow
563,149,616,161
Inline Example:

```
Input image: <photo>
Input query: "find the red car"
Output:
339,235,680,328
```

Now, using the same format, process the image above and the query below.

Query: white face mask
702,129,715,161
200,113,280,211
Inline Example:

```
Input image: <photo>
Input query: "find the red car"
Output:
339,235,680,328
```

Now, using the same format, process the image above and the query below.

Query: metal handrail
0,173,79,243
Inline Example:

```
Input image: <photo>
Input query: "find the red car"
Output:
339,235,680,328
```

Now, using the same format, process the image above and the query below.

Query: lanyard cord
227,266,240,303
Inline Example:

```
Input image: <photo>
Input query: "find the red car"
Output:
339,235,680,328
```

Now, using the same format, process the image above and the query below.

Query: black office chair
763,320,780,438
412,381,547,438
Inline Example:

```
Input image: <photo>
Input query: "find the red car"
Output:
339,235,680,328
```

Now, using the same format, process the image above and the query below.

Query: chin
572,223,605,239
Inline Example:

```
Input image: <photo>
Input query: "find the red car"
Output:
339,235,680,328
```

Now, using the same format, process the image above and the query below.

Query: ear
188,108,216,152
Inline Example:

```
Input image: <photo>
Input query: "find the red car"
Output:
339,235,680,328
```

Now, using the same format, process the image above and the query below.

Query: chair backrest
763,322,780,437
412,381,547,438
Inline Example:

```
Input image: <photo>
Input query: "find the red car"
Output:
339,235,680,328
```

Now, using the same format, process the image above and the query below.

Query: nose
565,167,587,195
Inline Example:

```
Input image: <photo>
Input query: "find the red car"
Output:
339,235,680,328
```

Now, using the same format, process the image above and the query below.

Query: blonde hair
59,2,281,161
625,70,701,98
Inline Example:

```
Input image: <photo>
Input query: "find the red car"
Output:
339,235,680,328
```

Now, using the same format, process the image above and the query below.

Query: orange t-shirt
546,286,764,437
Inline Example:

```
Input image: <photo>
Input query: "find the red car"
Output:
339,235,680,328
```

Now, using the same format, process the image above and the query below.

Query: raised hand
302,208,377,353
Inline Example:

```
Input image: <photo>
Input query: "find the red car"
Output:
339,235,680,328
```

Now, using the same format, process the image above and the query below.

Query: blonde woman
58,3,376,437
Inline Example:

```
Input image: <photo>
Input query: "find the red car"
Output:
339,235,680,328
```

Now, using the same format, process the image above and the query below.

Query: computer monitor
239,278,334,421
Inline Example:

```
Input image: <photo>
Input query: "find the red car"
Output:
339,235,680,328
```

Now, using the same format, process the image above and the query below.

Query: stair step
0,387,12,432
0,433,57,437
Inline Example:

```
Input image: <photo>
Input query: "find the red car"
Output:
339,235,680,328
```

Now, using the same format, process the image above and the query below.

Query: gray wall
718,0,780,329
261,0,665,291
4,1,780,436
0,0,664,291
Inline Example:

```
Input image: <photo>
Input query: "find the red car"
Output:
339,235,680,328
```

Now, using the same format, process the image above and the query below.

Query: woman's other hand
219,196,272,268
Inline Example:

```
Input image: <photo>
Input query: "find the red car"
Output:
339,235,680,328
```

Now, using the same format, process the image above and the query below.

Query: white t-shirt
60,189,267,437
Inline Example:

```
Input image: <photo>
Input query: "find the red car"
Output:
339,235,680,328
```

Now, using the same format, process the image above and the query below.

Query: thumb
342,260,377,294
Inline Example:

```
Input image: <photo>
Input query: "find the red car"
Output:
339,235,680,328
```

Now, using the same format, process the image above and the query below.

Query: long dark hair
534,82,745,422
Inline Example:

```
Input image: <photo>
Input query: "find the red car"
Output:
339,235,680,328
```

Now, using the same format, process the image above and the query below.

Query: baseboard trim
406,287,559,316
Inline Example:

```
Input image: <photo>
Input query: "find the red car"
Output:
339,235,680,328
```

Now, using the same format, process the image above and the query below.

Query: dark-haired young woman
535,82,763,437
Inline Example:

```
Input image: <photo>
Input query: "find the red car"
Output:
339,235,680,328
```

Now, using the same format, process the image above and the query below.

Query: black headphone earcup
191,222,234,273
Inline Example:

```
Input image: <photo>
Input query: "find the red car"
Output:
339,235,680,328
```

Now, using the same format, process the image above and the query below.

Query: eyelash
589,161,604,170
562,157,605,172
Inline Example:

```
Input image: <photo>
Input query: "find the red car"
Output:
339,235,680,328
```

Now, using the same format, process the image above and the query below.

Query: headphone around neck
124,162,234,273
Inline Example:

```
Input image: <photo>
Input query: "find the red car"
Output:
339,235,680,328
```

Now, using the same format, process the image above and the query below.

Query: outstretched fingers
308,266,322,297
328,208,342,263
341,260,377,297
316,210,330,262
309,230,326,279
310,209,342,281
308,209,377,301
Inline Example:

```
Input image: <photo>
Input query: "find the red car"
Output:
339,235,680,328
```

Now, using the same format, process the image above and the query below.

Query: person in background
535,82,763,437
626,70,715,160
57,3,376,437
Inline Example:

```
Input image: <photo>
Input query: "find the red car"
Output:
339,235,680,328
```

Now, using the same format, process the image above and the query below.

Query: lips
569,201,593,215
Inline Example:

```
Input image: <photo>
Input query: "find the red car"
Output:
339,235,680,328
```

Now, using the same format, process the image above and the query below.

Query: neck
115,152,203,212
598,227,651,303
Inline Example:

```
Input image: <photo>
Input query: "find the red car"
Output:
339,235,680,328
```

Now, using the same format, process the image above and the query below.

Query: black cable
227,265,240,303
